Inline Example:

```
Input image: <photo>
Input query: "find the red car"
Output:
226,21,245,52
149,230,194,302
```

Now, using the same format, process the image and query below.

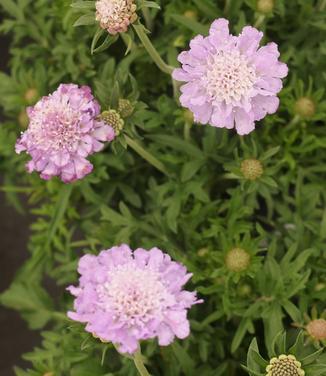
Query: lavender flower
15,84,115,183
173,18,288,135
67,244,202,354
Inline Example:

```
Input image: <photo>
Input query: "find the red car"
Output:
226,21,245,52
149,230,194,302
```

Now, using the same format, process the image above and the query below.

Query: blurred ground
0,35,40,375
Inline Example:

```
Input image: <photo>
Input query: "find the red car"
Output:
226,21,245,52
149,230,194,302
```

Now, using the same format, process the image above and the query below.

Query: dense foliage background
0,0,326,375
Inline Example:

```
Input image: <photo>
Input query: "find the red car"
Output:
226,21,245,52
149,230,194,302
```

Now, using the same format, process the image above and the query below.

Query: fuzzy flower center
97,264,170,326
266,355,305,376
204,50,257,104
28,98,83,152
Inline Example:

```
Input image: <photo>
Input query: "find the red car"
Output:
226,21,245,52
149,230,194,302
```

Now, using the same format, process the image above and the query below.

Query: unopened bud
183,10,198,21
18,110,29,128
24,88,38,105
225,248,250,272
257,0,274,14
294,97,316,118
118,99,134,118
241,159,263,181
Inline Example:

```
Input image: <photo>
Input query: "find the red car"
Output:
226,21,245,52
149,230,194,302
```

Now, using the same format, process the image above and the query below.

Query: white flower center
204,50,257,104
97,263,171,327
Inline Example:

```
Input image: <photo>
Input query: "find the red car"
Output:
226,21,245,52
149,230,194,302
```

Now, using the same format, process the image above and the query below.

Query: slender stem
184,121,191,141
133,24,174,75
224,0,231,14
133,349,151,376
125,135,170,176
254,14,265,28
319,0,326,10
288,114,300,128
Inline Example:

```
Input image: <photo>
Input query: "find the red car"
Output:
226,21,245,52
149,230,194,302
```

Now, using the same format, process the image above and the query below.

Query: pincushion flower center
204,50,257,104
98,264,169,326
29,102,81,152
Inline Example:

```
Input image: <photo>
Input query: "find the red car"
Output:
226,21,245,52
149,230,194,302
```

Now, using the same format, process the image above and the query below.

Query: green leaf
73,13,96,27
171,342,195,376
171,14,209,35
71,1,95,9
231,317,251,353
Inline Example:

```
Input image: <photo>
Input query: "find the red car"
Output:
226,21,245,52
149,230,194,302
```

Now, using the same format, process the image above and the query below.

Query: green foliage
0,0,325,375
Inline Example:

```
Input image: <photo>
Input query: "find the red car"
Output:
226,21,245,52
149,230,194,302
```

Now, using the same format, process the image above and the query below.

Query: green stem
133,349,151,376
133,23,174,75
184,121,191,141
224,0,231,14
125,135,170,176
254,14,265,28
319,0,326,10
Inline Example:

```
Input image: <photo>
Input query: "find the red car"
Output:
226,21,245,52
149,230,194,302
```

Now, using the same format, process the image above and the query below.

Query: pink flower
173,18,288,135
67,244,202,354
15,84,115,183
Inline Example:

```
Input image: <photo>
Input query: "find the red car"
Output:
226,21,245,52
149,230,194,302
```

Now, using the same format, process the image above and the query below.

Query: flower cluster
15,84,115,183
95,0,137,35
68,244,201,353
173,18,288,135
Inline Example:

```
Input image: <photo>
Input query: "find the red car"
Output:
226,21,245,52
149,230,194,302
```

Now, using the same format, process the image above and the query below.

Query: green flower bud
225,248,251,272
24,88,38,105
118,99,134,118
197,248,209,257
294,97,316,118
183,10,198,20
237,283,252,297
18,109,29,128
266,355,305,376
241,159,263,181
99,110,124,136
257,0,274,14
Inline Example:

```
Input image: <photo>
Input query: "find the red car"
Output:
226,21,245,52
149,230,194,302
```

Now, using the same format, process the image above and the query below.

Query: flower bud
306,319,326,341
95,0,137,35
18,109,29,128
294,97,316,118
118,99,134,118
266,355,305,376
183,10,198,20
24,88,38,105
197,248,209,257
237,283,252,297
241,159,263,181
225,248,250,272
100,110,124,136
257,0,274,14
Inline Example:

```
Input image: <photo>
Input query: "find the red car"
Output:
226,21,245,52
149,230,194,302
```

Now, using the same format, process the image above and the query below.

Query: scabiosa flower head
266,355,305,376
306,319,326,341
173,18,288,135
67,245,202,354
15,84,115,183
241,158,263,180
95,0,137,35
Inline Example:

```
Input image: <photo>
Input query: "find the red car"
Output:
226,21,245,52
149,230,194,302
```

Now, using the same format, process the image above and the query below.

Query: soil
0,31,40,376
